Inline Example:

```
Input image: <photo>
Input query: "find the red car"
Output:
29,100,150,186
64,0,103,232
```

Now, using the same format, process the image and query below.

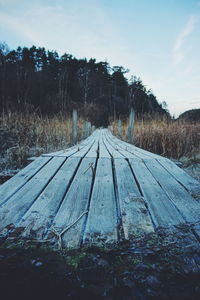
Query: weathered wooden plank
18,157,81,238
114,158,154,238
106,130,150,159
85,132,99,158
117,119,122,138
102,131,124,158
129,158,185,227
103,132,138,159
99,131,111,158
70,138,95,158
157,158,200,196
127,108,135,143
106,130,162,160
43,129,97,157
145,159,200,223
50,157,96,249
0,156,51,205
72,109,78,144
0,157,66,231
83,158,118,245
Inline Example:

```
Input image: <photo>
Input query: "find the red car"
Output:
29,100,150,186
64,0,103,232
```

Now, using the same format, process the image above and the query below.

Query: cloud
0,11,42,44
0,1,127,64
173,15,198,65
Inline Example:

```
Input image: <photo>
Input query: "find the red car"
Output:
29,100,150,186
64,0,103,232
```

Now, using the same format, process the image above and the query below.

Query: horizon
0,0,200,117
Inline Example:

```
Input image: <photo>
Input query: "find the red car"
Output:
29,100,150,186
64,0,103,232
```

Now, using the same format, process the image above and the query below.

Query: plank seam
80,144,100,247
143,160,188,224
127,158,157,230
0,157,53,207
14,157,68,225
45,139,99,240
112,158,125,240
156,159,194,193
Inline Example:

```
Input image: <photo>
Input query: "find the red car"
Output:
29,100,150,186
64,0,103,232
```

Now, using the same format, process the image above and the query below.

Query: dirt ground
0,226,200,300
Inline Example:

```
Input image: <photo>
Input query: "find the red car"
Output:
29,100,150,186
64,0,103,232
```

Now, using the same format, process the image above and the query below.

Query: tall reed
110,116,200,159
0,111,85,168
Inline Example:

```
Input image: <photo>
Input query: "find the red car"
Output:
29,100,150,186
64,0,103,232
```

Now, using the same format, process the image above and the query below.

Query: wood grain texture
158,158,200,196
114,158,154,238
0,128,199,249
0,156,51,205
83,158,118,245
145,159,200,223
51,157,96,249
18,157,81,238
0,157,66,231
129,158,185,227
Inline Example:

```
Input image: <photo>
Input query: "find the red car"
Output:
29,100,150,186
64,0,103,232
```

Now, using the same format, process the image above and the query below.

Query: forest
0,43,168,126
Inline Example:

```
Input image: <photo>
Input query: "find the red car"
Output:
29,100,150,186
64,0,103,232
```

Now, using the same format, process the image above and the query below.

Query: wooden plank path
0,129,200,249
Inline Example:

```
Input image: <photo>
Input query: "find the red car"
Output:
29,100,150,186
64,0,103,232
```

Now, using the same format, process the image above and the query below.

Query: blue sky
0,0,200,116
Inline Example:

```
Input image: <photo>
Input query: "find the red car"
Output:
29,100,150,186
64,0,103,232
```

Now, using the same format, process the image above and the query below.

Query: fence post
118,119,122,138
83,121,87,139
87,122,91,136
127,109,134,143
72,109,78,144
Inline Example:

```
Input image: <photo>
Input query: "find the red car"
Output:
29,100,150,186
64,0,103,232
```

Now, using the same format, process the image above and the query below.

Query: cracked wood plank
83,158,118,245
114,158,155,238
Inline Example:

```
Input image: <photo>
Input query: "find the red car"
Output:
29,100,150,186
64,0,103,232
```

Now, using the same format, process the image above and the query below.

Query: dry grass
1,112,200,172
0,111,86,169
110,116,200,159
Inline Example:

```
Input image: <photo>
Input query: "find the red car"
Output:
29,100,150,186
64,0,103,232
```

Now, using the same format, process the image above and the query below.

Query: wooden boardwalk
0,129,200,249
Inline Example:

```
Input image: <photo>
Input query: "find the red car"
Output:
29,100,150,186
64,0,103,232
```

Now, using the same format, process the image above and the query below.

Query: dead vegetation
0,111,86,170
0,112,200,173
110,115,200,159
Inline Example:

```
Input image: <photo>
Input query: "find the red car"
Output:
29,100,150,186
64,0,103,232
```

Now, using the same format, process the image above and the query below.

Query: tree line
0,43,168,126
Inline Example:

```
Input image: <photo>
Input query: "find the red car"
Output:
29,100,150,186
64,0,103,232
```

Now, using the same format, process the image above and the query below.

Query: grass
110,115,200,159
0,111,88,169
0,111,199,172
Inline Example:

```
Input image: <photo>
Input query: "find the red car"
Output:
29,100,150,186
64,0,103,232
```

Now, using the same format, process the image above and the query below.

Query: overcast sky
0,0,200,116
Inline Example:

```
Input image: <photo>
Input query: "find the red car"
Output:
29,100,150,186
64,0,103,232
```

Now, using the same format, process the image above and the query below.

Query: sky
0,0,200,116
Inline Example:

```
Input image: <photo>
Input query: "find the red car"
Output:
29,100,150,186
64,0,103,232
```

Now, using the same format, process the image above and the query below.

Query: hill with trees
0,43,168,126
178,109,200,123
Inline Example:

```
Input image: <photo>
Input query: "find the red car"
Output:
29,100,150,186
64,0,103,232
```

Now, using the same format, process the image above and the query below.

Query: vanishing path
0,129,200,248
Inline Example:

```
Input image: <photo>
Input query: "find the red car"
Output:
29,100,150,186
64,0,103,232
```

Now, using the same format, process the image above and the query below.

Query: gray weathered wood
117,119,122,138
127,108,134,143
114,158,154,238
0,156,51,205
83,158,118,245
0,128,199,249
0,157,66,231
51,157,96,248
102,131,124,158
18,157,81,238
158,158,200,196
98,131,111,158
104,132,138,159
43,129,96,157
129,158,185,227
72,109,78,144
145,159,200,223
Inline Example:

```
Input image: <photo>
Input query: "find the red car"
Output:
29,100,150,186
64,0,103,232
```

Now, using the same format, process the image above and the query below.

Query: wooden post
83,121,87,139
117,119,122,138
87,122,91,136
127,109,134,143
72,109,78,144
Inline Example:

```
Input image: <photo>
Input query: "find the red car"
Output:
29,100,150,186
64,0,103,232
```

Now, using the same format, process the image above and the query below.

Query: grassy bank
0,112,200,172
0,111,86,170
111,116,200,159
